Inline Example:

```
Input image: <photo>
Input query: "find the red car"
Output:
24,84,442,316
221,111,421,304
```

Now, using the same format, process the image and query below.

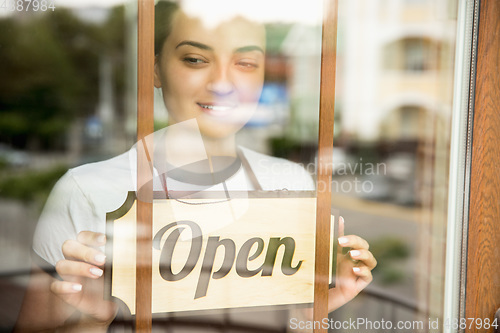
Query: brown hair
154,0,180,56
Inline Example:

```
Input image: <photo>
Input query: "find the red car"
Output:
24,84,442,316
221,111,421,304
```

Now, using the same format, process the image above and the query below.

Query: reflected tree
0,6,125,151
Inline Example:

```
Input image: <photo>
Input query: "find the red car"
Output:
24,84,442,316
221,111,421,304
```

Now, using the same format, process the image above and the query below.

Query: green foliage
265,23,293,53
154,119,169,132
0,15,79,148
0,165,68,203
0,158,8,171
378,266,406,284
370,237,411,285
269,136,299,159
0,6,126,150
269,136,316,163
370,237,410,260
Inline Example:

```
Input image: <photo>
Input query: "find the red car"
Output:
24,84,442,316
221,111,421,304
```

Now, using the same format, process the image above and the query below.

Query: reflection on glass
149,0,324,329
330,0,457,331
1,0,328,331
0,0,128,331
0,0,459,331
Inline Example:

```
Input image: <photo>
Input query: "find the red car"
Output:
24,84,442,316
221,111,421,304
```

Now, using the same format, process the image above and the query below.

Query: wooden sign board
105,191,336,315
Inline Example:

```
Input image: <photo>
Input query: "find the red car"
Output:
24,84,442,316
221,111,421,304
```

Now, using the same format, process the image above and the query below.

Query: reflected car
0,144,30,168
358,153,418,206
385,153,415,181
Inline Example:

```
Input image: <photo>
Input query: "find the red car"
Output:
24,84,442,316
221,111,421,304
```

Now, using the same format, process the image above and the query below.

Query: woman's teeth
198,104,233,112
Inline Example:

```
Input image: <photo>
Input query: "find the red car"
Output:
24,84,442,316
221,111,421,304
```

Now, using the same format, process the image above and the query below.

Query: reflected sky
1,0,323,25
55,0,323,25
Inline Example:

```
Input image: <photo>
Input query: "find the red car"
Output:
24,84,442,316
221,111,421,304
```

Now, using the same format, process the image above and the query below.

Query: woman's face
154,10,266,138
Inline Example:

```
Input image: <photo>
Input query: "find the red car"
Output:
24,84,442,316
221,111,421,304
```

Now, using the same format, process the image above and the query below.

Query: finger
50,280,83,295
339,216,345,238
56,260,104,279
352,266,373,283
338,234,369,250
349,249,377,270
62,239,106,266
77,231,106,247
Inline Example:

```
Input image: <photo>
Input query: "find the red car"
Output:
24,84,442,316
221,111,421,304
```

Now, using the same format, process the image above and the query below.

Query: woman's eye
236,61,259,70
183,57,207,65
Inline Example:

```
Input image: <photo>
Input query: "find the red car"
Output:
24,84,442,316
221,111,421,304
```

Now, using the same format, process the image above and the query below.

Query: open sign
105,191,335,315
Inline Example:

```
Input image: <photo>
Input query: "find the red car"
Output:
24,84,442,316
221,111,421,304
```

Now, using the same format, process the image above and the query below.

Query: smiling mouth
197,103,236,116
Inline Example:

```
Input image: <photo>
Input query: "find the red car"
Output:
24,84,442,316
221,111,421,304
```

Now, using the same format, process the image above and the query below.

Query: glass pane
1,0,464,331
329,0,458,331
0,0,131,330
137,0,324,328
1,0,328,331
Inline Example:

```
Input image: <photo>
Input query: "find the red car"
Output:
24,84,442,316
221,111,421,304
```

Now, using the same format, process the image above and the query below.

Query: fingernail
338,237,349,245
97,234,106,244
72,283,82,292
350,250,361,257
340,216,345,223
90,267,103,277
353,267,361,273
94,254,106,264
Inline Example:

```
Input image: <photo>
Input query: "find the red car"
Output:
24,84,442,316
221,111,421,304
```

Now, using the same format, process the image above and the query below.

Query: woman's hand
51,231,117,329
328,217,377,312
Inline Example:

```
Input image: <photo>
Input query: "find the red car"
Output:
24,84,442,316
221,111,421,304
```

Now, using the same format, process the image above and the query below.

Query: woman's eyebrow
235,45,264,54
175,41,264,54
176,40,212,50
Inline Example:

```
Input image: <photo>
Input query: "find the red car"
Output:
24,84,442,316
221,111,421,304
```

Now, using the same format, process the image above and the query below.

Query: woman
16,1,376,331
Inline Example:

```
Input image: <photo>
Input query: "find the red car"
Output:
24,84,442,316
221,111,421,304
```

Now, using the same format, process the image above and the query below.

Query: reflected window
384,37,440,72
333,0,458,328
380,105,425,140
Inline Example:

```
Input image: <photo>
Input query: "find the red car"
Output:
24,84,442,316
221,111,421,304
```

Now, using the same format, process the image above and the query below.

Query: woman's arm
328,217,377,312
15,232,117,332
290,216,376,327
15,264,72,332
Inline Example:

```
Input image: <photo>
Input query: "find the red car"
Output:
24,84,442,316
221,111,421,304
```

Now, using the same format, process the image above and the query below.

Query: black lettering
194,237,235,299
261,237,302,276
235,237,265,277
152,221,202,281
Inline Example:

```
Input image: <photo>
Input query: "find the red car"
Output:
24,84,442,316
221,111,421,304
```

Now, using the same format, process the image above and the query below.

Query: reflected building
340,0,456,144
334,0,458,324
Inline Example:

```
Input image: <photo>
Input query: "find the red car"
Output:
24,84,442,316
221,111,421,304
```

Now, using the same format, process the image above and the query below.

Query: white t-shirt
32,146,315,266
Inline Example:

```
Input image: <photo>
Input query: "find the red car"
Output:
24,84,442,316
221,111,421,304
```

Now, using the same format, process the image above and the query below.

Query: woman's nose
207,65,234,96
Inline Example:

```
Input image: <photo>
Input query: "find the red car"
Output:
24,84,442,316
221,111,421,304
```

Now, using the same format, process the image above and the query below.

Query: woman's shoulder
65,148,138,193
68,150,132,181
238,146,315,191
60,149,136,212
